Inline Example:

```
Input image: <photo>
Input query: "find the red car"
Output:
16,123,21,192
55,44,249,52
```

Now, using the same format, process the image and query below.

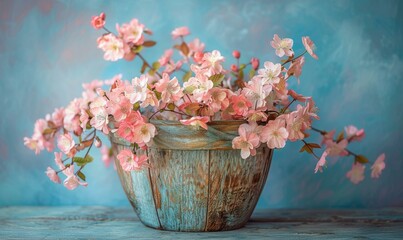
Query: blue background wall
0,0,402,208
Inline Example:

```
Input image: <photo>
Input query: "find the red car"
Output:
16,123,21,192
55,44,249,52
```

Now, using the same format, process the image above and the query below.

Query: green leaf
148,69,156,76
355,155,369,164
182,71,192,82
239,64,246,70
167,103,176,110
133,45,143,53
77,171,86,181
152,61,160,70
308,143,321,149
73,155,94,167
209,73,225,87
249,69,256,79
154,90,162,100
140,62,147,74
42,128,54,135
143,40,157,47
132,102,140,111
180,42,189,56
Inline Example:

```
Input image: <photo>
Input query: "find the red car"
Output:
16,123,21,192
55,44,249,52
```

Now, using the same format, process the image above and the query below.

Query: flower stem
282,50,307,66
137,53,162,78
301,139,320,160
281,98,296,114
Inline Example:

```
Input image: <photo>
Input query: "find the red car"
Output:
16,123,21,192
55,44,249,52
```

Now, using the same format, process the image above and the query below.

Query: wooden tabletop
0,207,402,239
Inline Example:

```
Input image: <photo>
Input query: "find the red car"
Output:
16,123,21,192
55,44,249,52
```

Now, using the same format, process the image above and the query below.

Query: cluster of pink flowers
24,13,386,190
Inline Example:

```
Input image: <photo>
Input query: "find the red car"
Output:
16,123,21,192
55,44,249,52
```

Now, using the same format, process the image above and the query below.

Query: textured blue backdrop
0,0,402,208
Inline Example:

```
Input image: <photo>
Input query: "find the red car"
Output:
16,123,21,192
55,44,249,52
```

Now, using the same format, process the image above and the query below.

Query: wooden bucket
110,120,273,231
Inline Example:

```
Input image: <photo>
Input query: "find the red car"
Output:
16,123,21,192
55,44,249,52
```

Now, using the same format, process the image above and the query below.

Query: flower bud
232,50,241,59
230,64,238,72
94,136,102,148
193,51,204,64
251,57,260,70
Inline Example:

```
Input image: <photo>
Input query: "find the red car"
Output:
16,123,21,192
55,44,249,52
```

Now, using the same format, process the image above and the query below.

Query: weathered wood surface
110,120,274,231
0,207,402,239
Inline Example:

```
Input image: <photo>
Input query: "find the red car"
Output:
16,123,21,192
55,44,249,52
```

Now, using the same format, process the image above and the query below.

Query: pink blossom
110,96,132,122
45,167,61,184
82,80,104,91
51,108,65,128
183,77,213,102
206,88,229,112
232,123,260,159
89,97,109,134
64,98,83,132
246,109,268,122
287,56,305,83
116,19,145,45
97,33,127,61
101,146,114,167
91,12,105,30
242,77,272,108
346,163,365,184
158,49,174,66
193,51,204,64
302,36,318,60
62,165,88,190
282,112,305,141
141,89,159,108
154,74,183,104
288,89,310,102
180,116,210,130
132,122,157,144
79,108,89,129
230,95,252,117
315,150,328,173
188,38,205,55
270,34,294,57
260,119,289,149
24,137,41,155
250,58,260,70
344,125,365,142
127,75,148,104
116,111,144,142
171,26,190,39
117,149,148,171
371,153,386,178
325,139,349,157
57,133,75,155
54,152,64,170
201,50,225,76
257,61,282,85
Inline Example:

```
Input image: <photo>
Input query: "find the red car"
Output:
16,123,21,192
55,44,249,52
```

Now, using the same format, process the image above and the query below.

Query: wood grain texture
109,120,273,231
1,207,402,239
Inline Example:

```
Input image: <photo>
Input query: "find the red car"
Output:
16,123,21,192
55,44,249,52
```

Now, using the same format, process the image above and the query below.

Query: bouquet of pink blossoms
24,13,386,190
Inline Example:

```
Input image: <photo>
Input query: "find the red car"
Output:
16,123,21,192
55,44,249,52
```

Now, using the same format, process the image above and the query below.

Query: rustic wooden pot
110,120,273,232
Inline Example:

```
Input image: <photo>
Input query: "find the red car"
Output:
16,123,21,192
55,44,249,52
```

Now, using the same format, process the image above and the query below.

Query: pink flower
132,122,157,144
117,149,148,171
97,33,127,61
51,108,65,128
287,56,305,83
344,125,365,142
188,38,205,55
315,150,328,173
89,97,109,134
282,112,305,141
117,111,144,142
79,108,89,129
201,50,225,76
91,12,105,30
371,153,386,178
183,77,214,102
154,73,183,104
101,146,114,168
62,165,88,190
270,34,294,57
54,152,64,170
257,61,282,85
232,123,261,159
302,36,318,60
116,19,145,45
127,75,149,104
230,95,252,117
250,58,260,70
24,137,41,155
260,119,289,149
288,90,310,102
180,116,210,130
57,133,75,155
346,163,365,184
45,167,61,184
242,77,272,108
171,26,190,39
158,49,174,66
324,139,349,157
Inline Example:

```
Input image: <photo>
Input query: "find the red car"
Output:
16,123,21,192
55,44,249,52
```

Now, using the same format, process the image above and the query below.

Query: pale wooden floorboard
0,207,402,239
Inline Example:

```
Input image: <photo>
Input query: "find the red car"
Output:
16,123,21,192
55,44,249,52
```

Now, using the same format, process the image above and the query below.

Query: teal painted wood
2,207,403,239
109,120,273,231
112,145,161,229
